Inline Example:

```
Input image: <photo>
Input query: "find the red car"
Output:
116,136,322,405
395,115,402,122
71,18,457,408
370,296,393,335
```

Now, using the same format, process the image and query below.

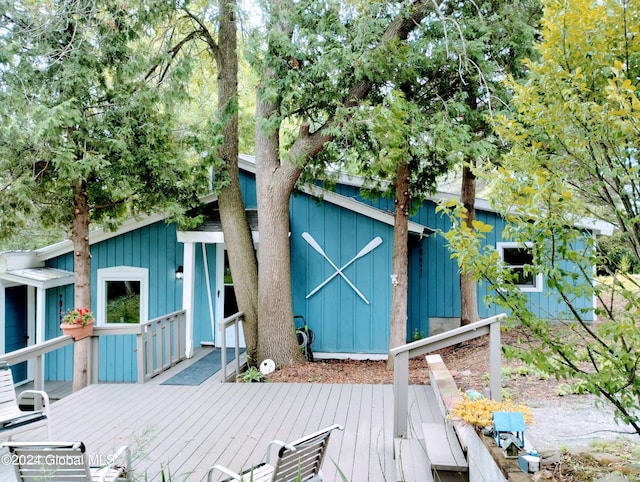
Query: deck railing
390,313,506,438
219,311,244,382
0,336,74,393
91,310,187,383
0,310,187,388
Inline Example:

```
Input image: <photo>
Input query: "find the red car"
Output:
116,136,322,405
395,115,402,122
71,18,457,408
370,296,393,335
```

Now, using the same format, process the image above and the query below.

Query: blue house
0,155,613,383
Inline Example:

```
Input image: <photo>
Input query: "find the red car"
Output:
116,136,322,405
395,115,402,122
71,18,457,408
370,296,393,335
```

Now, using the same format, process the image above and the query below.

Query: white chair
208,424,343,482
1,441,129,482
0,361,52,440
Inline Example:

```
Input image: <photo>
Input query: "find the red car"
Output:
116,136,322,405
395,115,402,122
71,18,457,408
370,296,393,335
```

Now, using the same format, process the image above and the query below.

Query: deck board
2,373,439,481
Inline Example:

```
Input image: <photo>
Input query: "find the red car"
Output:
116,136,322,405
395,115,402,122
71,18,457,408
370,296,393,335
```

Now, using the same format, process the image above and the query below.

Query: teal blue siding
30,170,595,382
240,171,257,208
5,286,28,382
37,171,261,382
43,221,218,382
290,192,393,354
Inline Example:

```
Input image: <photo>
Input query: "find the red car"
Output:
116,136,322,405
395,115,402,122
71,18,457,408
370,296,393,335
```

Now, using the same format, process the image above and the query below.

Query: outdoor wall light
175,266,184,280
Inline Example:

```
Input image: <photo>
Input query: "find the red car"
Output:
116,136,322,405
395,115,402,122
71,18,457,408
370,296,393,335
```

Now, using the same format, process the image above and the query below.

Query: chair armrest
91,445,129,482
111,445,130,466
17,389,51,410
264,440,287,464
207,464,243,481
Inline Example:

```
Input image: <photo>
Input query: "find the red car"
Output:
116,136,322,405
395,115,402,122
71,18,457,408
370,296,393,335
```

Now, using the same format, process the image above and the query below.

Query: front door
5,286,28,382
216,245,245,348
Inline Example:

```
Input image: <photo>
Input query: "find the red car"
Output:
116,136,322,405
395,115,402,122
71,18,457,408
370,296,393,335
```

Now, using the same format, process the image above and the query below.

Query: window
97,267,149,325
496,243,543,292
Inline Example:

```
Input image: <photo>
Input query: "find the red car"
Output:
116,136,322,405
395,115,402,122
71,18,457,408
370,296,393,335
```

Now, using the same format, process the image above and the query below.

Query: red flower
62,308,95,326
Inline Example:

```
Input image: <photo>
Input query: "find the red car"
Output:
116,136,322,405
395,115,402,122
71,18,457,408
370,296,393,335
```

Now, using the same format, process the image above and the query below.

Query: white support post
489,320,502,401
182,242,196,358
34,287,46,392
393,350,409,441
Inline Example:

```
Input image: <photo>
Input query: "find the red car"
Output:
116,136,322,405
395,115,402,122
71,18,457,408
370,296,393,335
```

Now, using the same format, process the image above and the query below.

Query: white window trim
496,242,543,293
96,266,149,325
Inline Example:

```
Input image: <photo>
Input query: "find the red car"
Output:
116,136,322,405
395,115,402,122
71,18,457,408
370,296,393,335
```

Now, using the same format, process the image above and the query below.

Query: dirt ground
267,328,559,403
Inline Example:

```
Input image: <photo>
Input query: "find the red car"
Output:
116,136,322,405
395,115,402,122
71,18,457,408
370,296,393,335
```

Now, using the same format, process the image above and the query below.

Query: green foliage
314,0,541,206
597,232,640,275
412,328,426,342
0,1,209,240
441,0,640,435
107,295,141,324
237,366,268,383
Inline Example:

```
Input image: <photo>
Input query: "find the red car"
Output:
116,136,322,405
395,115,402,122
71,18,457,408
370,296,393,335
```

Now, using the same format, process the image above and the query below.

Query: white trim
24,154,610,265
28,287,37,382
177,230,259,244
96,267,149,326
215,244,225,345
201,243,216,345
182,243,196,358
0,268,74,290
496,242,543,292
313,352,388,361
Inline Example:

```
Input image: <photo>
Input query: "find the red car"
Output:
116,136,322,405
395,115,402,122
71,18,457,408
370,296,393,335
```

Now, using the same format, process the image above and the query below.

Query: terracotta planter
60,320,95,341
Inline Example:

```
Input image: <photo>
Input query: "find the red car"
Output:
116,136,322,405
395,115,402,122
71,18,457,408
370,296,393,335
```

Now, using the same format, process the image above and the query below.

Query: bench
423,422,468,475
394,438,435,482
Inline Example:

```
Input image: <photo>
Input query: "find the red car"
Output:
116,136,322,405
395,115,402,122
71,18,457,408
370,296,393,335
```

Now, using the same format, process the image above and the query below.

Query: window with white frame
496,242,543,292
97,267,149,325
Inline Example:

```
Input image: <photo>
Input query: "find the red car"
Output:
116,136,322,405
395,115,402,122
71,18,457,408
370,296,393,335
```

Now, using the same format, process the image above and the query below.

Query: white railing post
34,354,43,410
220,312,244,382
136,329,145,383
393,350,409,439
390,313,506,448
89,335,99,385
488,320,502,401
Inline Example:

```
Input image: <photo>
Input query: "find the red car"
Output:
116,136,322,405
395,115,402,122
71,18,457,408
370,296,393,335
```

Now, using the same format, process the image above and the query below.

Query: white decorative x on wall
302,232,383,304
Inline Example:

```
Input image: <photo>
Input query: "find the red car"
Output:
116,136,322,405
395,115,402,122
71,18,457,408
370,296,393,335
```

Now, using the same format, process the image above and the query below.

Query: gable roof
26,155,432,260
8,154,612,262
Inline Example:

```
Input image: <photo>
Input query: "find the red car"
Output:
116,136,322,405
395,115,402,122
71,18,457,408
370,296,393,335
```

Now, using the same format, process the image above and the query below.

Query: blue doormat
161,348,241,386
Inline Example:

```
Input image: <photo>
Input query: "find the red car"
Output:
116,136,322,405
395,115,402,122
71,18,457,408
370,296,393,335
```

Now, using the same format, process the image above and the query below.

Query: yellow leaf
472,220,493,233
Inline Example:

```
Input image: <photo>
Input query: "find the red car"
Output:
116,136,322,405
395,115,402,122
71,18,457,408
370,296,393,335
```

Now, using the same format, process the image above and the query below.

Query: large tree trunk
215,0,259,364
252,0,438,366
71,179,91,392
254,90,305,366
460,162,479,326
387,161,410,371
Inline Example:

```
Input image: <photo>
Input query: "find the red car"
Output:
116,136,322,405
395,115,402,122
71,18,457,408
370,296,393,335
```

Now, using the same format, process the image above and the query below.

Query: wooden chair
207,424,343,482
0,441,129,482
0,361,52,440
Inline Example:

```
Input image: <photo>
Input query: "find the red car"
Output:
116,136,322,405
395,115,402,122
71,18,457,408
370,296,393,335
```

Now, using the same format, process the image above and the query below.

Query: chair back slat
0,368,23,427
5,442,93,481
272,426,337,481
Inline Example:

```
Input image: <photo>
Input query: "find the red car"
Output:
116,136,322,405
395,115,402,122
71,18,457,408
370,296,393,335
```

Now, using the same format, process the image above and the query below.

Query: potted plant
60,308,95,340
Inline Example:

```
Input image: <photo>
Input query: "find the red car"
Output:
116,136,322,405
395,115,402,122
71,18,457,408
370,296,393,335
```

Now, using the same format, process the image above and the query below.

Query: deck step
423,422,468,472
394,438,434,482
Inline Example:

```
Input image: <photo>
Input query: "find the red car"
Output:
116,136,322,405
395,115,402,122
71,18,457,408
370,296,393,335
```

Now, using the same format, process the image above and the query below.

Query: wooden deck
1,351,442,481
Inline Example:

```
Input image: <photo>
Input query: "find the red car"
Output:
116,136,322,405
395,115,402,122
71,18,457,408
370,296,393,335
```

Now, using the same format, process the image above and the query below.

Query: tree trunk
215,0,259,364
460,162,479,326
387,161,410,371
254,114,305,366
71,179,91,392
251,0,438,366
